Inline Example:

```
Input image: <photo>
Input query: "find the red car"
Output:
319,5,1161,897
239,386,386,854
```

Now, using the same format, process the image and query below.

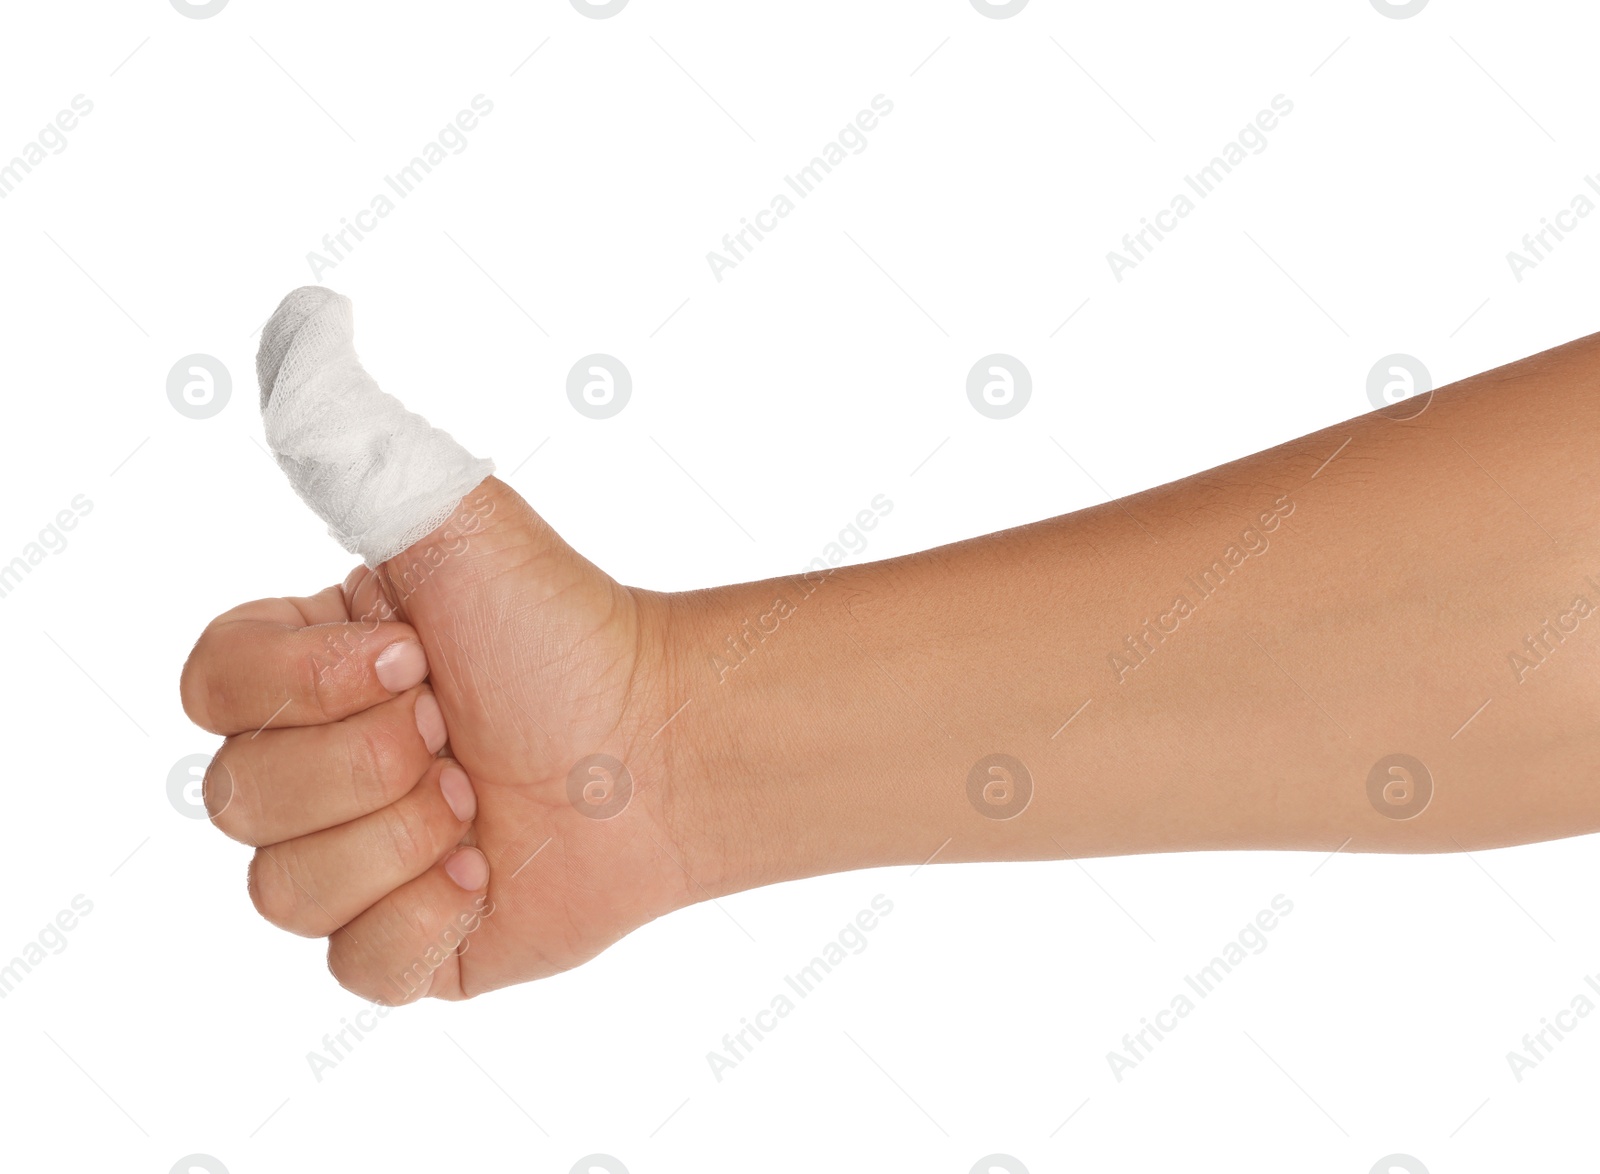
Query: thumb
256,285,496,567
255,286,640,793
254,284,618,667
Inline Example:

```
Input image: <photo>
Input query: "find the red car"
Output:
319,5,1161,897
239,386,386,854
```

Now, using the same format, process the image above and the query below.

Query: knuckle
327,941,415,1006
382,798,432,875
395,895,441,952
205,744,256,843
246,851,265,912
306,638,347,723
179,628,227,733
344,714,406,812
342,721,384,811
325,941,367,998
248,848,301,928
309,621,391,723
251,845,331,937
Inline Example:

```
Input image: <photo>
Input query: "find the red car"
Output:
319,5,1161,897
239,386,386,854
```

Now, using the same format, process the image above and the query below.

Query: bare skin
180,329,1600,1002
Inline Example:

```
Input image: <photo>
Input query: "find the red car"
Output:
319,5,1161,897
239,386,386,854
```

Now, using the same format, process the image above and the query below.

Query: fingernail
375,641,428,692
414,692,447,754
439,765,476,823
445,847,488,891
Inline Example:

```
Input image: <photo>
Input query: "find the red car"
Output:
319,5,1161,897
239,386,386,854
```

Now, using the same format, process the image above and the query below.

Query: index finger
180,585,428,736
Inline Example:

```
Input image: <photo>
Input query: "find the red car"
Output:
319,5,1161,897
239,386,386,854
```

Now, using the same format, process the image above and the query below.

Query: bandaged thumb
256,286,494,567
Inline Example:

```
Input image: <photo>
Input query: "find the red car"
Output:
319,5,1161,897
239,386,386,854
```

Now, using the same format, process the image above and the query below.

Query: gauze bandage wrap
256,286,494,567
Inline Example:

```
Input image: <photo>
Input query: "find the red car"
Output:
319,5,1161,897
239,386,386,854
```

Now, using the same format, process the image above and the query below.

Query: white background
1,1,1597,1170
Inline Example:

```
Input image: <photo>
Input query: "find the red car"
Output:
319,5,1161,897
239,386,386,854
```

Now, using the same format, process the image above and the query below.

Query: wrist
645,575,871,896
649,563,988,897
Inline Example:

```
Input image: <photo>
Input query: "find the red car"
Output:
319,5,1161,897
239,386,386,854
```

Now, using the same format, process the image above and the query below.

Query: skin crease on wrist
184,327,1600,1002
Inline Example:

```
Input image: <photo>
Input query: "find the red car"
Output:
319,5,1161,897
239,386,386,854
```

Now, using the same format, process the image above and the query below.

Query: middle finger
208,685,448,845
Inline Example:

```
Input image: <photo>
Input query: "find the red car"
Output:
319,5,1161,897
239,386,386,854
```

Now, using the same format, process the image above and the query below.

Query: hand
180,477,718,1002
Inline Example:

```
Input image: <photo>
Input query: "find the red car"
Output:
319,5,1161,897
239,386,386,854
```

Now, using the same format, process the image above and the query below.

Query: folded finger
327,848,492,1005
209,685,448,845
181,593,425,736
248,758,477,936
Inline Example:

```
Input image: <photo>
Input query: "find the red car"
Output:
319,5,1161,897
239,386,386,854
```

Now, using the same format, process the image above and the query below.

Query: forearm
667,331,1600,891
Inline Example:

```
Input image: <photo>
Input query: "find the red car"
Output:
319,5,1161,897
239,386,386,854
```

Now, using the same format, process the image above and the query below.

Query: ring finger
248,758,478,936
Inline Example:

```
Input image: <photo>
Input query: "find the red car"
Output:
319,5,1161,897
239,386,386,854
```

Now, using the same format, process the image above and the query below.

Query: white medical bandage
256,286,494,567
